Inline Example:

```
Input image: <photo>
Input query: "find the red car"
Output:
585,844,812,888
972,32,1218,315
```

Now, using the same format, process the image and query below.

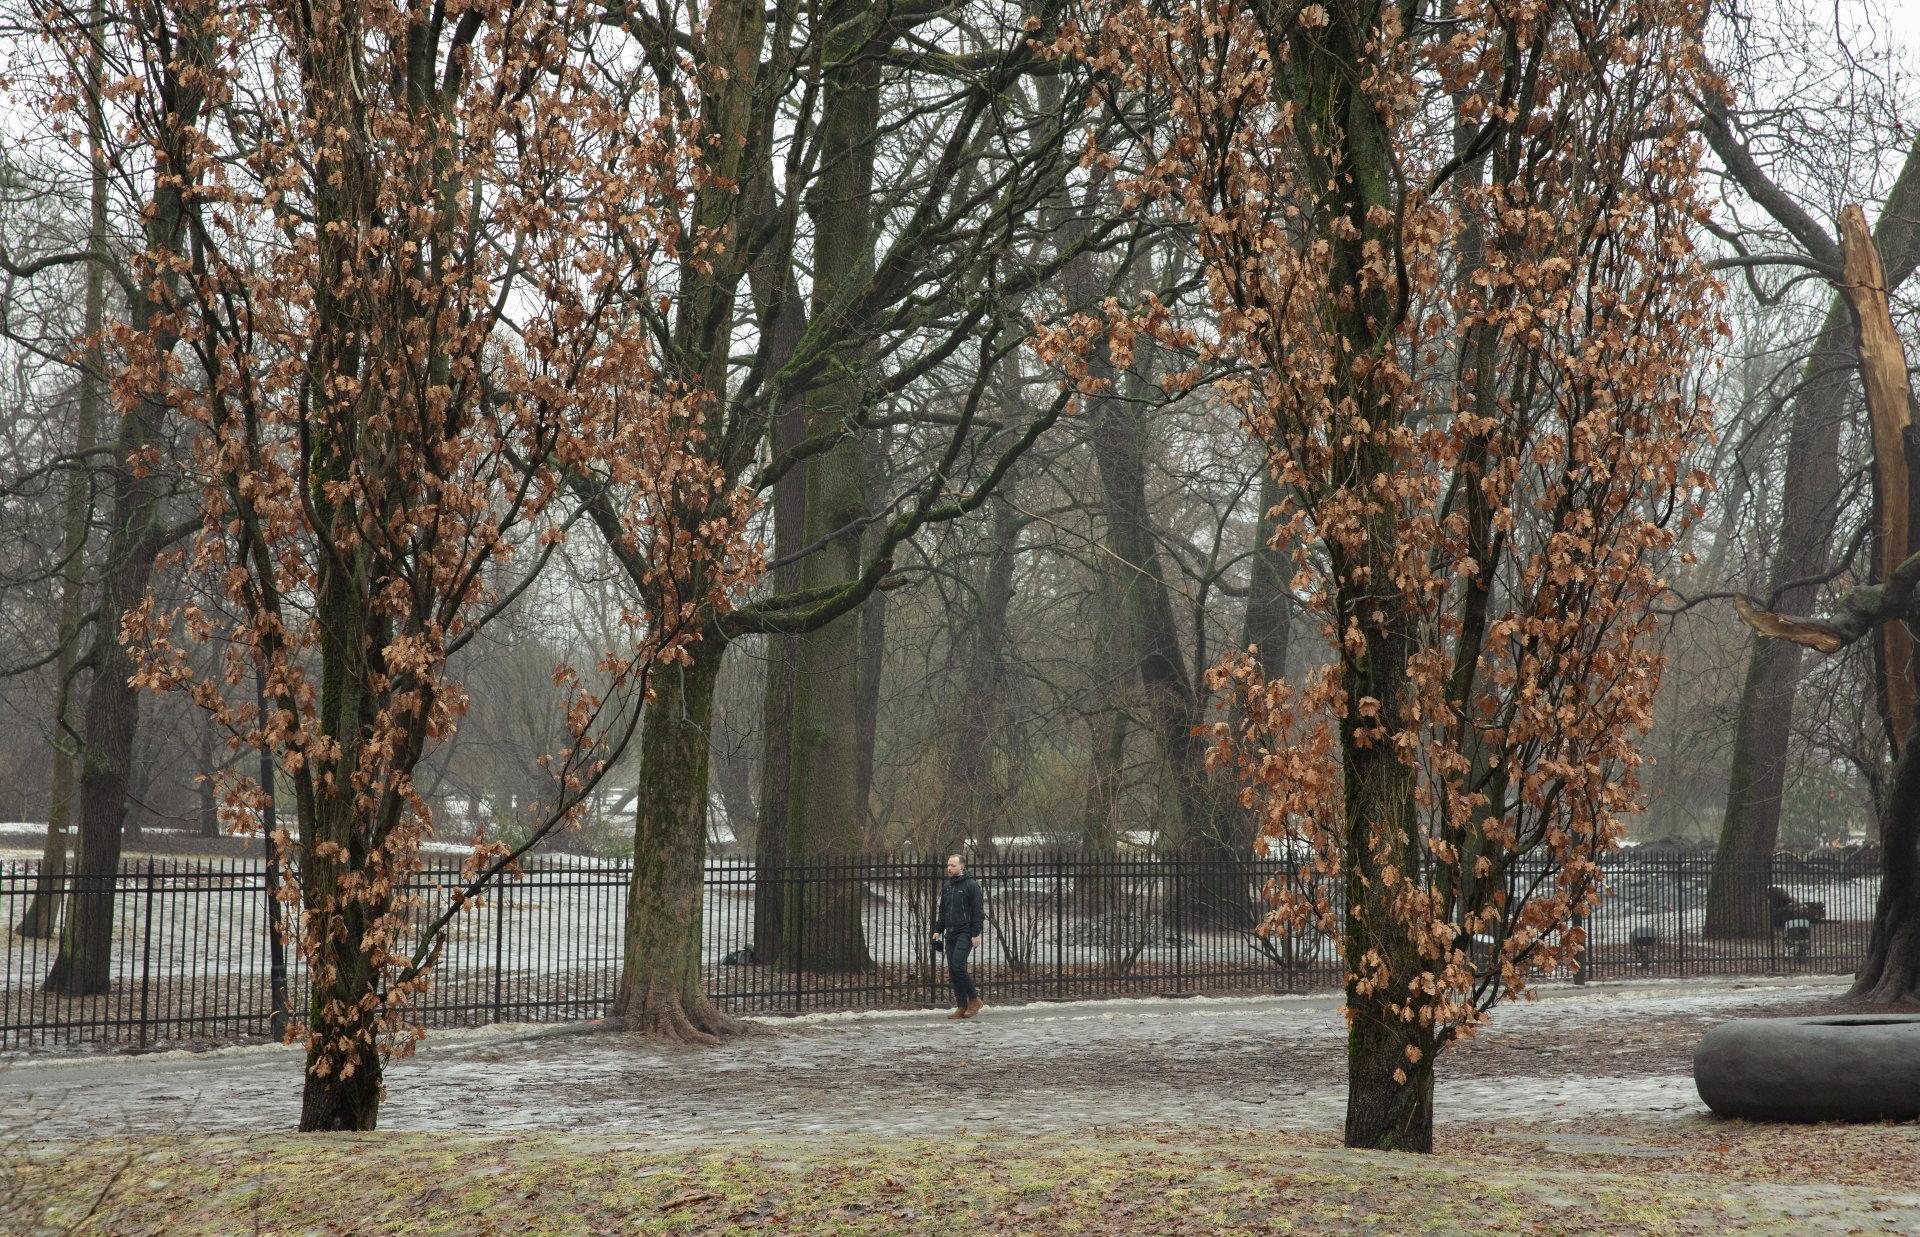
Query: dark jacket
937,874,984,937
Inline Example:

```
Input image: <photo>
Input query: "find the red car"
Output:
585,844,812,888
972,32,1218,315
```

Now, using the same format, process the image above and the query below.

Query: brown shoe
962,998,983,1018
948,1007,967,1020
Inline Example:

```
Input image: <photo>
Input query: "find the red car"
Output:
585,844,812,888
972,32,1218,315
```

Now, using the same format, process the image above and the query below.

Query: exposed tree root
1850,922,1920,1005
620,980,749,1047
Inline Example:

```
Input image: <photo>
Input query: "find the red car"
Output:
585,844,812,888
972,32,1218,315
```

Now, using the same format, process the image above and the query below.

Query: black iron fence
0,850,1881,1053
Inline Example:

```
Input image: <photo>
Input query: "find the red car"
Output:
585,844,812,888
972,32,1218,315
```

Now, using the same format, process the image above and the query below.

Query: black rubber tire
1694,1014,1920,1122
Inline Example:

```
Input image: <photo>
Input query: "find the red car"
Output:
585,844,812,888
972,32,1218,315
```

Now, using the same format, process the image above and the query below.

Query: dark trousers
944,932,978,1007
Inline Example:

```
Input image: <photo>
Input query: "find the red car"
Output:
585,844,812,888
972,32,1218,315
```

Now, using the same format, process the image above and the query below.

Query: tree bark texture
615,651,742,1042
779,0,883,973
1854,719,1920,1002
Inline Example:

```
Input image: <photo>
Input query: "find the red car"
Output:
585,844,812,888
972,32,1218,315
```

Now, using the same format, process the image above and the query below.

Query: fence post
1572,909,1588,986
1766,854,1778,974
792,866,804,1015
138,859,156,1049
1053,853,1065,1001
491,872,507,1024
1674,858,1686,975
1174,863,1185,996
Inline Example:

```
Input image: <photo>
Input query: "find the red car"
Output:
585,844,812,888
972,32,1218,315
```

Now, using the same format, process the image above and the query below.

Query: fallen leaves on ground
7,1118,1919,1235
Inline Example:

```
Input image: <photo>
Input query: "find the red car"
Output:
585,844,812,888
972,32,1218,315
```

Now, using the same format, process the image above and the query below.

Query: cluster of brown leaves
1040,0,1723,1061
38,0,760,1072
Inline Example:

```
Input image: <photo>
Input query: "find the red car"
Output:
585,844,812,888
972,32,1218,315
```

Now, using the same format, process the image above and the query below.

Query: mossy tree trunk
297,555,394,1133
615,648,742,1042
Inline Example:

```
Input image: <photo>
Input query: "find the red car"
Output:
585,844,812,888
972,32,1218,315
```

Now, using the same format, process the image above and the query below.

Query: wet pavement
2,975,1847,1143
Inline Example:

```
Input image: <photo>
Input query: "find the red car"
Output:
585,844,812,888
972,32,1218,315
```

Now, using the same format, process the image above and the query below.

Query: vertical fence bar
1053,854,1065,1001
1674,858,1686,976
1766,855,1778,974
137,859,156,1049
791,865,803,1015
1173,861,1184,997
491,872,507,1024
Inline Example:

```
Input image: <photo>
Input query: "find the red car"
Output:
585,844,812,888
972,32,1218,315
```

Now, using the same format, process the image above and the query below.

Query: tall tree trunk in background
1222,470,1291,912
18,11,105,936
1078,548,1131,856
614,648,742,1040
1705,137,1920,939
43,160,192,995
1085,372,1247,928
754,372,804,960
1055,184,1244,919
942,493,1019,854
1239,471,1292,686
196,714,220,838
852,431,893,843
780,0,882,973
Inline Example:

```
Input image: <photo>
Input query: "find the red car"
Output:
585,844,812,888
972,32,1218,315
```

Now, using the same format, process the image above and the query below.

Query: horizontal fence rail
0,851,1881,1053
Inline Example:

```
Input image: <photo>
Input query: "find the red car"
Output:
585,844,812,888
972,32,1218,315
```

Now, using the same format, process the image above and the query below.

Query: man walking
934,853,983,1019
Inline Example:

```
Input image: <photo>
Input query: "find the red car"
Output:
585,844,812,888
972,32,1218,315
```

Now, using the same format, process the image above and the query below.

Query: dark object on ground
1767,886,1827,931
1630,926,1660,966
1694,1014,1920,1122
720,947,757,966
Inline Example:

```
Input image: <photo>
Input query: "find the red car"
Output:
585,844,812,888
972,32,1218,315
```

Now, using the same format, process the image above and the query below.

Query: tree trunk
196,714,220,838
42,12,200,995
21,19,108,940
779,0,882,973
755,622,797,961
296,557,392,1132
42,401,170,996
1336,523,1433,1150
942,493,1019,853
1706,136,1920,938
1085,371,1247,927
782,433,874,970
297,918,384,1132
1854,720,1920,1001
1844,195,1920,1006
1344,1010,1437,1152
1837,201,1920,760
852,433,892,840
615,648,744,1042
752,305,806,962
1239,470,1292,684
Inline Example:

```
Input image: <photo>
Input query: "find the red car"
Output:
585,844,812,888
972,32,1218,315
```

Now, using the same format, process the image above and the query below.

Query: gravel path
3,975,1849,1144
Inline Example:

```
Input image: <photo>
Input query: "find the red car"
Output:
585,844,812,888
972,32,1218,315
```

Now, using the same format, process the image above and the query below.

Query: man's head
946,853,964,877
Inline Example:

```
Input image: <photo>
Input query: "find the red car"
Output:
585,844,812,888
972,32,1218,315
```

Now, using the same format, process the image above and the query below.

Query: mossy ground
7,1119,1918,1235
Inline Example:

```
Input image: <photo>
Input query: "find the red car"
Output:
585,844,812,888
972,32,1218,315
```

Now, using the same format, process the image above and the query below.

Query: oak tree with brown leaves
1045,0,1721,1150
36,0,759,1129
